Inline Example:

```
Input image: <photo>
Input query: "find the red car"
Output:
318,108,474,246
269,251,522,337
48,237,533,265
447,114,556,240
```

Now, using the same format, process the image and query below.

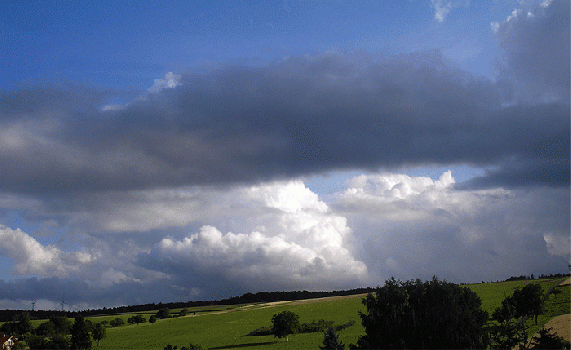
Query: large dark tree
356,277,488,349
512,283,543,324
271,311,300,342
489,283,545,349
488,306,527,350
70,315,92,350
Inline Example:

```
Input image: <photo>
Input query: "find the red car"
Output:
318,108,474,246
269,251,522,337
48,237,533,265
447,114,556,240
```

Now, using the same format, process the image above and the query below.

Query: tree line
1,274,566,322
0,287,374,323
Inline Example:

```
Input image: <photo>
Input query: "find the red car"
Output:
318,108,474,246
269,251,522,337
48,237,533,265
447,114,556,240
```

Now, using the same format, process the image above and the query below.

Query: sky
0,0,569,311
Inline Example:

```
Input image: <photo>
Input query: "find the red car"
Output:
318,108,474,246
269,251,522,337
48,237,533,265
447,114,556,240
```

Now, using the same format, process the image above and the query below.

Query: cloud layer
0,171,568,309
0,0,568,310
1,44,568,196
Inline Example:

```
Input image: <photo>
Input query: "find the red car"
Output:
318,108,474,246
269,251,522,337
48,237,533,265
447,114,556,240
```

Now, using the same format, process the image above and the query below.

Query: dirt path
182,294,365,317
289,293,367,306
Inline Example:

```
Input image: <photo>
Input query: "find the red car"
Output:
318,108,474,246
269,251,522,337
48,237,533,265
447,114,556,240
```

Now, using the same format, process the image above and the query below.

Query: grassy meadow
16,277,569,350
94,295,367,350
468,278,570,335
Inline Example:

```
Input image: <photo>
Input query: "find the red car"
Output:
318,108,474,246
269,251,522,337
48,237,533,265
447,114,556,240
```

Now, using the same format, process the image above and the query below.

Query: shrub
320,326,345,350
109,318,125,327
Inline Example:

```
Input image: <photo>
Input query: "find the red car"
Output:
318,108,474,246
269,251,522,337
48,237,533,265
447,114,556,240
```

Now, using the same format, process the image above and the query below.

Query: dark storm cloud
0,277,189,309
2,0,570,196
0,48,568,195
494,0,570,101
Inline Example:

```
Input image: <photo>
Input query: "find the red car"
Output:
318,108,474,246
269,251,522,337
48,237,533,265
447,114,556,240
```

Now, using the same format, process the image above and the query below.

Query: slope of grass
468,278,569,338
95,295,366,350
467,279,560,314
15,278,567,349
525,281,570,336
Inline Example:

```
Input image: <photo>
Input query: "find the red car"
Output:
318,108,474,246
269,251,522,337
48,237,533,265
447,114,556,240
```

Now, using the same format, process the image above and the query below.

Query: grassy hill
94,295,366,350
85,277,569,350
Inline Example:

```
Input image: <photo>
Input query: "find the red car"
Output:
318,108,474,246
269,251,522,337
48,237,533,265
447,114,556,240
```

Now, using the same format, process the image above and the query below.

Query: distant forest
1,272,568,322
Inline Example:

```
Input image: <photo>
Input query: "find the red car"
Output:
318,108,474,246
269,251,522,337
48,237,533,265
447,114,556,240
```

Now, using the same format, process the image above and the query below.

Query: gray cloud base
1,51,568,196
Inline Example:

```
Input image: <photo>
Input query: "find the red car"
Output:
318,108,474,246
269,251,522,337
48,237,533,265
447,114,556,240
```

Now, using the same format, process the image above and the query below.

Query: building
0,335,17,350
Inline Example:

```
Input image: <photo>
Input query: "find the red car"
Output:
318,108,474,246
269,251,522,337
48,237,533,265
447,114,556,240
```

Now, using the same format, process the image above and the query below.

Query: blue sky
2,0,512,89
0,0,569,310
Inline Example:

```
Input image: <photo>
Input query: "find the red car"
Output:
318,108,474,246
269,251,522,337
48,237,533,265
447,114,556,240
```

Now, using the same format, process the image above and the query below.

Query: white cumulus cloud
334,171,569,283
142,181,367,293
0,225,94,276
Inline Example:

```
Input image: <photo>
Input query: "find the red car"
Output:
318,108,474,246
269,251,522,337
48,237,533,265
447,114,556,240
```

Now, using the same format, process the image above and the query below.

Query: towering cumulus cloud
335,171,569,282
140,181,367,296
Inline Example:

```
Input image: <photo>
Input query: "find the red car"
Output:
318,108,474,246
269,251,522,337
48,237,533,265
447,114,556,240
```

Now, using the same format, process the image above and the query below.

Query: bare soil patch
536,314,571,341
559,277,571,286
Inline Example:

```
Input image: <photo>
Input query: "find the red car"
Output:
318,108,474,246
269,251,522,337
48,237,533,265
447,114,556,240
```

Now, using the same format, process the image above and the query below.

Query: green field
14,277,569,350
94,296,367,350
468,278,570,336
468,278,562,314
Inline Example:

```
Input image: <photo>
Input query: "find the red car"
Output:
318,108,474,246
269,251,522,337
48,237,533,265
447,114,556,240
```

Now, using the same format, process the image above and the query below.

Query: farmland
85,277,569,350
4,277,568,349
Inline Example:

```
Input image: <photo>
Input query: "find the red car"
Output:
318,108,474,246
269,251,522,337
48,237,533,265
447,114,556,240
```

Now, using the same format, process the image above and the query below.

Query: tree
70,315,92,350
149,315,157,324
489,283,544,349
157,308,170,319
490,293,528,349
92,323,106,347
0,313,33,337
50,316,73,334
512,283,543,324
127,314,146,325
50,332,72,350
14,312,32,335
271,311,300,342
320,327,345,350
356,277,488,349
